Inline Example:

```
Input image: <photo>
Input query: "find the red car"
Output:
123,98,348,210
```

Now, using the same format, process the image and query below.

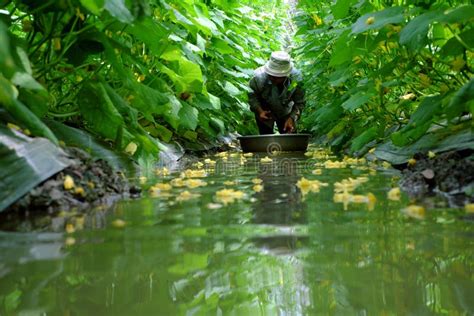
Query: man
248,51,305,134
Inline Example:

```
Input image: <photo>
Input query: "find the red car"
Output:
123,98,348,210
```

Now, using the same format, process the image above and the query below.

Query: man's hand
257,108,272,121
283,117,295,133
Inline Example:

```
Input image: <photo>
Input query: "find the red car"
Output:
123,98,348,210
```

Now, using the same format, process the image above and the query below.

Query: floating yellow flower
204,158,216,166
465,203,474,214
261,156,273,163
387,187,401,201
65,223,75,234
112,219,127,228
215,189,245,205
334,191,351,210
193,161,204,169
181,169,207,178
296,177,328,196
334,177,368,193
139,176,147,184
367,193,376,211
243,153,253,157
223,180,235,186
185,179,207,189
150,183,172,191
312,169,322,175
170,178,186,187
176,190,200,202
401,205,426,220
252,178,263,184
63,175,75,190
156,167,170,176
253,184,263,192
324,160,347,169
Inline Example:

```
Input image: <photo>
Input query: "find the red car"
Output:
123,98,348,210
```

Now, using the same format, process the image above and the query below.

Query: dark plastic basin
238,134,310,153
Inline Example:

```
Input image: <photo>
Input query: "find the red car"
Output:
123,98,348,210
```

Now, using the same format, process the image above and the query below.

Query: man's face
268,75,287,86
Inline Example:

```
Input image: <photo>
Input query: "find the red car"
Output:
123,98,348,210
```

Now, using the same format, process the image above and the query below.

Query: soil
397,150,474,207
0,147,141,232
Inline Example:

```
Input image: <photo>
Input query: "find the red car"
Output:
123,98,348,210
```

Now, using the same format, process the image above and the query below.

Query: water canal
1,148,473,315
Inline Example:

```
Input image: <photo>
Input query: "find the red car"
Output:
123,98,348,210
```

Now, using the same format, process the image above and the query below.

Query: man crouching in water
248,51,305,134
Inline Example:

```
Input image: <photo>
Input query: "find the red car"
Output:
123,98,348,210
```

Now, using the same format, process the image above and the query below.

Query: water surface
1,149,473,315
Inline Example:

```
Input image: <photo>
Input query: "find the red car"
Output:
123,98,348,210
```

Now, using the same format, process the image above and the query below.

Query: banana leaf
0,126,72,212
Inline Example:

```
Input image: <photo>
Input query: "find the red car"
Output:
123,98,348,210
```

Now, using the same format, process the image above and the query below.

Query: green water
1,151,473,315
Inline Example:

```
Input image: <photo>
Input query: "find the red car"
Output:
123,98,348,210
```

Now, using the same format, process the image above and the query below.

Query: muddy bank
397,150,474,207
0,147,141,232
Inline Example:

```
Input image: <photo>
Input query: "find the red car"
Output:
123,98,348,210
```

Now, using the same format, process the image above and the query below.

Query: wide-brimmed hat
264,51,293,77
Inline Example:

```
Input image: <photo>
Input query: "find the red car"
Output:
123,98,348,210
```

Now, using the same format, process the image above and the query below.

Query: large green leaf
446,78,474,120
329,30,352,66
78,81,124,141
104,0,133,23
0,75,57,144
178,103,199,131
341,90,374,111
351,7,405,34
350,125,379,153
0,126,71,212
332,0,357,19
399,10,444,50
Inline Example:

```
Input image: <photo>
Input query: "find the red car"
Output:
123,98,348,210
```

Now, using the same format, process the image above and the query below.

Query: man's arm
289,85,305,122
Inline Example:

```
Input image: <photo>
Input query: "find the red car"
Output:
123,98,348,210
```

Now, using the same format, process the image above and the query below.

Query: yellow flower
296,177,328,196
151,183,172,191
156,167,170,176
401,205,426,220
139,176,147,184
366,16,375,25
170,178,186,187
207,203,223,209
253,184,263,192
185,179,207,189
243,153,253,157
428,151,436,159
407,158,417,166
324,160,347,169
215,189,245,205
112,219,127,228
252,178,263,184
63,175,75,190
204,158,216,166
176,190,200,202
223,180,235,186
465,203,474,214
312,169,322,175
350,195,368,203
193,161,204,169
125,142,138,155
261,156,273,163
387,187,401,201
367,193,376,211
65,223,75,234
181,169,207,178
216,152,228,157
74,187,85,197
382,161,392,169
333,192,351,211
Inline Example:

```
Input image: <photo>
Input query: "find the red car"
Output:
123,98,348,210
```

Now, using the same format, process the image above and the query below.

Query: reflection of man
248,51,306,135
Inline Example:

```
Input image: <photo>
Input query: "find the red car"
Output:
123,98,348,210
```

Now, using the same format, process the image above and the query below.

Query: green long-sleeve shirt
248,66,305,122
